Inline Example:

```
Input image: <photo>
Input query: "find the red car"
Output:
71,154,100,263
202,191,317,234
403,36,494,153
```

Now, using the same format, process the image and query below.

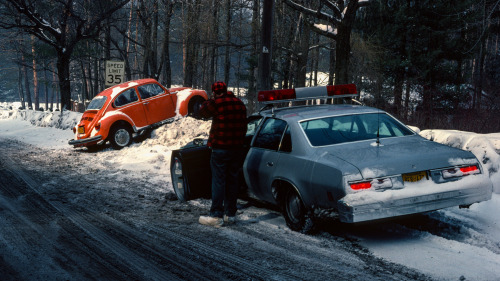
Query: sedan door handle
144,102,149,105
267,162,274,167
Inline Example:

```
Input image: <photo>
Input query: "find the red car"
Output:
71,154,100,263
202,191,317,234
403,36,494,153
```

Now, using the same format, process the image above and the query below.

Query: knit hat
211,81,227,95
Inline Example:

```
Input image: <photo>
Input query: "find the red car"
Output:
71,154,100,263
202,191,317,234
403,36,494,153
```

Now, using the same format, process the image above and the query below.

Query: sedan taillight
350,177,393,190
442,165,480,179
350,182,371,190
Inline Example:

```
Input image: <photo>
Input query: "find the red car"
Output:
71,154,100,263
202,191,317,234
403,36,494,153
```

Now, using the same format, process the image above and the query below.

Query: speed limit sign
105,61,125,87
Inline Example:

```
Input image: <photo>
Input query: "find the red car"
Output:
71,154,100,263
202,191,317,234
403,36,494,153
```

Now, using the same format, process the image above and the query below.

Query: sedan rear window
300,113,413,146
86,96,107,110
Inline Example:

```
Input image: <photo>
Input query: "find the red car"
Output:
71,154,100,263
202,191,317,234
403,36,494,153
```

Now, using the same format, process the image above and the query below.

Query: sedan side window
253,118,287,150
138,83,165,99
279,126,292,152
114,89,139,107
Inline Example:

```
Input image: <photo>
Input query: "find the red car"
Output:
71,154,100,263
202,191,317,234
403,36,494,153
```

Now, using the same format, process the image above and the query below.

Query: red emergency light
258,84,357,103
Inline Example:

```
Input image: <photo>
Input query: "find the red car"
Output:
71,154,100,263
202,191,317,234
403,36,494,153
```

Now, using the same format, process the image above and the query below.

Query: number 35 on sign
105,61,125,87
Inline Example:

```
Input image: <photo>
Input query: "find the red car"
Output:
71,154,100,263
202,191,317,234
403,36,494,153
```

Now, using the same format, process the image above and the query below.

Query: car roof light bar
258,84,358,104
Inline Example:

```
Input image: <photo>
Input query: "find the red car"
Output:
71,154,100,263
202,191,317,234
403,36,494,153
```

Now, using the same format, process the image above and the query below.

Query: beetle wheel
283,188,315,233
109,124,132,150
188,98,204,118
170,156,189,202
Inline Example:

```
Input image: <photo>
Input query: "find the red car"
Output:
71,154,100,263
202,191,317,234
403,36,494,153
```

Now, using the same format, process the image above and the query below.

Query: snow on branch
283,0,341,24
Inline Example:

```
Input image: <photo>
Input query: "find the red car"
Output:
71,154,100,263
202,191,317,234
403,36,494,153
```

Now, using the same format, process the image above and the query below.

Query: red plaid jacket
199,93,247,149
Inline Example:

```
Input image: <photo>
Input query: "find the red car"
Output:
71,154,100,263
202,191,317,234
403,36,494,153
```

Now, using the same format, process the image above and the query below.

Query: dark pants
209,148,242,218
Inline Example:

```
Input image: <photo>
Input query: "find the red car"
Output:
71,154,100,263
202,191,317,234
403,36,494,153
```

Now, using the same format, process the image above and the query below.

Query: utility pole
258,0,274,92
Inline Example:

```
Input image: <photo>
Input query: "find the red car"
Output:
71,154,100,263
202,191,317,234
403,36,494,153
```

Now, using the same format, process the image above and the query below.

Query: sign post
105,61,125,87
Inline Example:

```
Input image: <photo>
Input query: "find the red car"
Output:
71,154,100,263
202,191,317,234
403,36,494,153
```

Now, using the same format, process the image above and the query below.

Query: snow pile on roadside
0,103,81,130
144,117,211,149
420,129,500,193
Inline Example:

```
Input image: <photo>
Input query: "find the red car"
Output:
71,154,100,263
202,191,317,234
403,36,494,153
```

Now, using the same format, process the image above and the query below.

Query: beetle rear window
300,113,413,146
86,96,107,110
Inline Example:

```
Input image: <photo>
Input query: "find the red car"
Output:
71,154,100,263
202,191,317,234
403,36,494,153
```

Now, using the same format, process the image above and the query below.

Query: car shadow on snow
318,211,467,243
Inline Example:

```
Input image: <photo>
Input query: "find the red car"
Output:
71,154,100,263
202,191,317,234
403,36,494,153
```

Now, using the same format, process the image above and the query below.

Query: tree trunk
246,0,259,114
44,68,49,111
258,0,274,91
31,35,39,110
296,15,310,88
206,0,219,91
151,0,159,79
57,52,71,111
17,64,26,109
328,40,335,85
224,0,231,84
183,0,200,87
81,61,89,102
393,68,404,115
160,0,173,87
22,53,33,110
334,23,351,85
50,62,57,111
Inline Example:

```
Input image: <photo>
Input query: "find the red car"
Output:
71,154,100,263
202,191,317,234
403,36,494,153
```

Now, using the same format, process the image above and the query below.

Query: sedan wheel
110,125,132,149
170,156,189,202
283,188,314,233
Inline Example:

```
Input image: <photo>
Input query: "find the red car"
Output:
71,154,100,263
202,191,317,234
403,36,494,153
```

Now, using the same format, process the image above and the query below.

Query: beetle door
113,88,149,128
137,83,176,124
244,118,287,203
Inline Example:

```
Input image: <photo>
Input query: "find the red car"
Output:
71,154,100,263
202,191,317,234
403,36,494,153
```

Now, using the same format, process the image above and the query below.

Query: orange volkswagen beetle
69,78,208,150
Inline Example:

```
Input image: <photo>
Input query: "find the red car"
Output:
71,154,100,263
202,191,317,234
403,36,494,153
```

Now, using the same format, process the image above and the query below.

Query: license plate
403,171,427,182
78,126,85,134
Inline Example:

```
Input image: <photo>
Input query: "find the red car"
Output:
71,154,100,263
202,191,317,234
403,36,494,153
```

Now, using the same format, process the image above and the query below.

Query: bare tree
283,0,370,84
0,0,130,110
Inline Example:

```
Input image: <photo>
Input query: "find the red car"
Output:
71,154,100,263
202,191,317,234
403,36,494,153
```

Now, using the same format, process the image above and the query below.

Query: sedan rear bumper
337,177,493,223
68,135,102,147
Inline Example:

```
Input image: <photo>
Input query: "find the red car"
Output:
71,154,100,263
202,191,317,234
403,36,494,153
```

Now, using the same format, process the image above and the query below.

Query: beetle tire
283,188,315,233
188,98,204,118
109,124,132,150
170,155,189,202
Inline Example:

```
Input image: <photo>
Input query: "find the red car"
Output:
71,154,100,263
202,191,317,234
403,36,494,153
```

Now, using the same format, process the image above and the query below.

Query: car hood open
319,135,476,179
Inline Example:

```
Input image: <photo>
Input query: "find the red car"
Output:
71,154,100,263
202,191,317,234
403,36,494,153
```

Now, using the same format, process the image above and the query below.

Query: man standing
198,81,247,227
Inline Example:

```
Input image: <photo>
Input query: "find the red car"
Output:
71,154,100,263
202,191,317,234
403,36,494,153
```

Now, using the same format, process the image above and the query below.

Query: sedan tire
283,188,315,234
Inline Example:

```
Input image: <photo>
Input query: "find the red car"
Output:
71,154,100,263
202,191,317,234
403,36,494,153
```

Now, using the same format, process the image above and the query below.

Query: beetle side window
253,118,287,150
114,88,139,107
138,83,165,99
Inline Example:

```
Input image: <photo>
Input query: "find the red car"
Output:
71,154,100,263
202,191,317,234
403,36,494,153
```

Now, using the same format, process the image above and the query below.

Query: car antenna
376,112,381,146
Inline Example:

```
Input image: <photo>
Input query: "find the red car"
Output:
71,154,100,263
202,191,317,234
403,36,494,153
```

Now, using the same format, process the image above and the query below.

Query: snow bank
420,130,500,193
0,102,82,130
144,117,211,149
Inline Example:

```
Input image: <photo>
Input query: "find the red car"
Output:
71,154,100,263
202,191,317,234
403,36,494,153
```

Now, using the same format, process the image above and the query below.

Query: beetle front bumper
68,135,103,147
337,176,493,223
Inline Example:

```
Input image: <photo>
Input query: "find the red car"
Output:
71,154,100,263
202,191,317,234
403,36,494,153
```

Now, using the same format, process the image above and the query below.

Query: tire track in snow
2,155,184,281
